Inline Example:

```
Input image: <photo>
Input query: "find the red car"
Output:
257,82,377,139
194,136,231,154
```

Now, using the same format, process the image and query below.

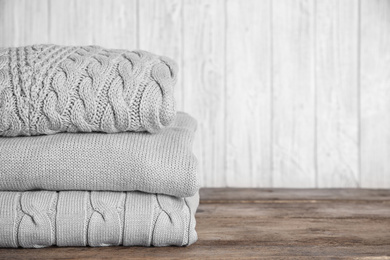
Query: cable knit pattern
88,192,125,246
17,192,57,248
0,112,198,197
0,191,199,248
0,45,177,136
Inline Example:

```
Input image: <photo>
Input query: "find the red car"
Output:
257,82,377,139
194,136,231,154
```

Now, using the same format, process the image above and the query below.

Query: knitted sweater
0,112,198,197
0,190,199,248
0,45,177,136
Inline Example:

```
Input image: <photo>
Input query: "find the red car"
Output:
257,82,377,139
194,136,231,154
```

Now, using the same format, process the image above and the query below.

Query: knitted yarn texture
0,112,199,197
0,190,199,248
0,45,177,136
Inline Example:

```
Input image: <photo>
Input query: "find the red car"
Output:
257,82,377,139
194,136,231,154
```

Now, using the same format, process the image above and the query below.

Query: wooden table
1,188,389,259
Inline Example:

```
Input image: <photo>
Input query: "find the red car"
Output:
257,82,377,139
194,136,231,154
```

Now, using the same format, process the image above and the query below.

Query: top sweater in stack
0,45,177,136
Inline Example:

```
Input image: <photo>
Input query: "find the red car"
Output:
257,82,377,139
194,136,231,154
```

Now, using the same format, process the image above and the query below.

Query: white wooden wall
0,0,389,188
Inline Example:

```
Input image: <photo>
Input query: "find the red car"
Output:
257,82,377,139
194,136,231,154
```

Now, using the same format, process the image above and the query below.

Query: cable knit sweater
0,45,177,136
0,191,199,248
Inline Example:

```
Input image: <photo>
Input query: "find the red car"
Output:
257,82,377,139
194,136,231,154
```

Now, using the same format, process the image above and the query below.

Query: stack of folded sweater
0,45,199,248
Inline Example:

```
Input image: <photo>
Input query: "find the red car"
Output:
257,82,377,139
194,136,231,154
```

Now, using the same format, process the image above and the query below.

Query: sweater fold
0,112,199,197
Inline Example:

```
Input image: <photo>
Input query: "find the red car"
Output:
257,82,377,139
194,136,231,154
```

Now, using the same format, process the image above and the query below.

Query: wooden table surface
1,188,389,259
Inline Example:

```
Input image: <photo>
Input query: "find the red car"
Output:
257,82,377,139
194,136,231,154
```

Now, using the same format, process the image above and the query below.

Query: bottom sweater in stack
0,112,199,248
0,191,199,248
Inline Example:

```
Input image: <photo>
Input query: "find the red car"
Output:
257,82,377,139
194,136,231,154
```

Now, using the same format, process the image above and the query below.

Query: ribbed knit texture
0,191,199,248
0,45,177,136
0,112,198,197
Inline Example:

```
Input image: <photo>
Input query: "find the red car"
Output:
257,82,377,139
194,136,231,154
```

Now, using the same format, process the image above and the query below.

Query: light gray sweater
0,45,177,136
0,190,199,248
0,112,198,197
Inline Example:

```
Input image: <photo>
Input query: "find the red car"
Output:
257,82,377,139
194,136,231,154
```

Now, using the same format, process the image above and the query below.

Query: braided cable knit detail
153,194,188,246
0,48,11,134
0,48,24,136
88,192,125,247
18,191,57,248
0,45,177,136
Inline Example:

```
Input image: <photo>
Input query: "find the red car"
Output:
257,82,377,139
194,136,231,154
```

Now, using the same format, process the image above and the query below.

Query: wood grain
89,0,137,50
225,0,272,187
49,0,137,49
49,0,94,45
182,0,226,187
0,0,49,46
199,187,390,201
1,188,389,259
315,0,359,187
360,0,390,188
272,0,316,187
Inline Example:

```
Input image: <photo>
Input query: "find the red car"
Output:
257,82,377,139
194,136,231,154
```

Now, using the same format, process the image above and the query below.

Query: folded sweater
0,112,198,197
0,190,199,248
0,45,177,136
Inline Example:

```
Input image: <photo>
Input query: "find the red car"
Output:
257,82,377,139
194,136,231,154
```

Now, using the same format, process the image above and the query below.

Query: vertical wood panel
138,0,183,110
90,0,137,50
0,0,49,47
49,0,94,45
183,0,226,187
226,0,271,187
272,0,316,187
361,0,390,188
316,0,359,187
49,0,137,49
0,0,16,47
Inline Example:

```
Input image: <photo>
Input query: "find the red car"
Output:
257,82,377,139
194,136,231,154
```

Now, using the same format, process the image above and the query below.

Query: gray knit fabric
0,45,177,136
0,112,198,197
0,190,199,248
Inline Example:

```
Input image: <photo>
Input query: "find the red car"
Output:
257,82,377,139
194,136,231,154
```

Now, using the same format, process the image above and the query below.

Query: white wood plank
182,0,226,187
361,0,390,188
225,0,271,187
0,0,15,47
49,0,137,49
316,0,359,187
272,0,316,187
49,0,93,45
89,0,137,50
138,0,184,110
0,0,49,47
